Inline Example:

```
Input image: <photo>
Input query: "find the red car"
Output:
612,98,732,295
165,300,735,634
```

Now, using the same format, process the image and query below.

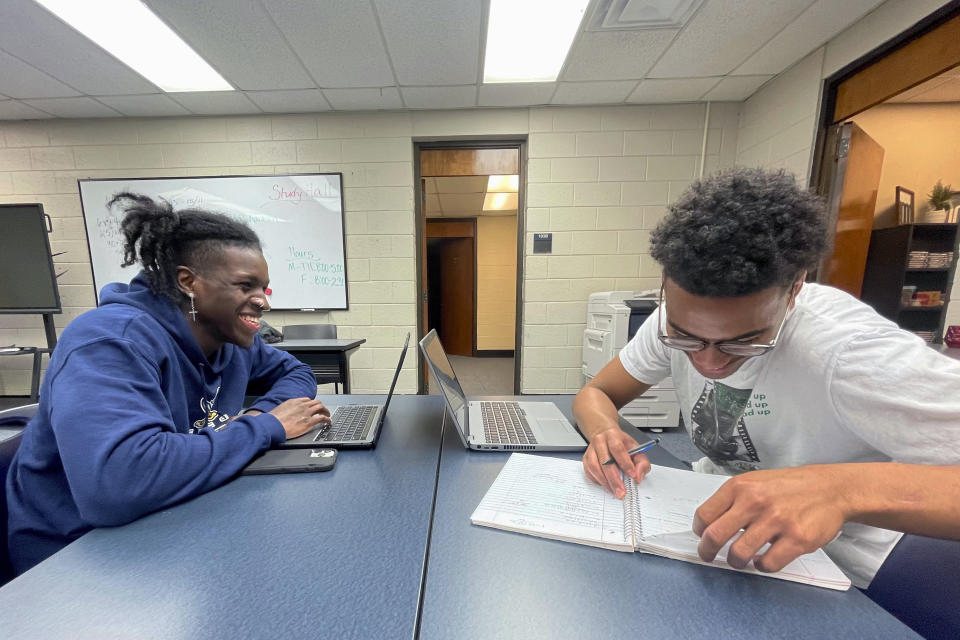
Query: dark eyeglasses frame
656,284,790,357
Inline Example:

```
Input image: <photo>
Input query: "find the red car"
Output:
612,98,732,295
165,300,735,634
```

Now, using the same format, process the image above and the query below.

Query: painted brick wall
0,104,739,396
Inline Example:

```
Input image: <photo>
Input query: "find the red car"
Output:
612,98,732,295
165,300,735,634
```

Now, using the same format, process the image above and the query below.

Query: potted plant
927,180,956,222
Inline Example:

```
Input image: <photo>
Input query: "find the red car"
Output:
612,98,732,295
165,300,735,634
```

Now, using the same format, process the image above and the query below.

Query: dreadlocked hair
650,167,827,297
110,192,262,303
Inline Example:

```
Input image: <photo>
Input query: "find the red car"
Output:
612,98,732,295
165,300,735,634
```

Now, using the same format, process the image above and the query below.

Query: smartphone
241,448,337,475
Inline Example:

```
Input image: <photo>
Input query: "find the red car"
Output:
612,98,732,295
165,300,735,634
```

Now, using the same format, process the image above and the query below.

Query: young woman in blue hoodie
6,193,331,574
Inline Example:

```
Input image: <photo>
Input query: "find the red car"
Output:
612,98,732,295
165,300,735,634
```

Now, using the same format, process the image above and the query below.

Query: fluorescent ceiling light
487,175,519,192
483,192,518,211
34,0,232,92
484,0,589,83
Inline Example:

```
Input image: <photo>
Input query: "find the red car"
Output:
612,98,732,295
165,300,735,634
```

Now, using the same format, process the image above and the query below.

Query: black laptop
279,333,409,449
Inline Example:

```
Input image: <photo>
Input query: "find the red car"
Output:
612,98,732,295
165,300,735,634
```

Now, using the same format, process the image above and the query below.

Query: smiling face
662,277,798,380
177,245,270,356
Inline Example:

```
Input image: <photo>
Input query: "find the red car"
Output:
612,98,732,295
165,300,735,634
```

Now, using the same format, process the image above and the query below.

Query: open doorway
414,143,524,395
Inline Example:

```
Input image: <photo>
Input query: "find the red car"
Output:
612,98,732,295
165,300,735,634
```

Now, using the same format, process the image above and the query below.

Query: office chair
0,403,35,585
281,324,341,393
863,534,960,639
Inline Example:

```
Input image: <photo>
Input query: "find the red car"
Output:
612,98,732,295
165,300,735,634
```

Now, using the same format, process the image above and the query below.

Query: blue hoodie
6,272,317,574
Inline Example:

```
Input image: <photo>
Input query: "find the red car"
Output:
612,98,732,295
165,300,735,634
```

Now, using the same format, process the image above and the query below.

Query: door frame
413,137,527,394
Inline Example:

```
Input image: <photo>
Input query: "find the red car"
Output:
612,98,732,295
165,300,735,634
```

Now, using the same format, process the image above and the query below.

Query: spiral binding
623,477,640,547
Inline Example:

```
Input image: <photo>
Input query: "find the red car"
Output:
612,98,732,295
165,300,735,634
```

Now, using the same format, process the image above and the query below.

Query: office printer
582,291,681,431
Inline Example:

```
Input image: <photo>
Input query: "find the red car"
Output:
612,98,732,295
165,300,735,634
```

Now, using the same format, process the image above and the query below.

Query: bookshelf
860,223,960,343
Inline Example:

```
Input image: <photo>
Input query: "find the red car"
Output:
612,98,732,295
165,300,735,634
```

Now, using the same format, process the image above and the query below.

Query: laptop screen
380,333,410,417
419,329,469,437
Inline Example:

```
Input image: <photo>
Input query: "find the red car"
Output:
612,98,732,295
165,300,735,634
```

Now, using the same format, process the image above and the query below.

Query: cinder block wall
0,105,742,395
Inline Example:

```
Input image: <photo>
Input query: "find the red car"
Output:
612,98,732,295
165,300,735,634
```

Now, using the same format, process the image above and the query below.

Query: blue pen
601,437,660,465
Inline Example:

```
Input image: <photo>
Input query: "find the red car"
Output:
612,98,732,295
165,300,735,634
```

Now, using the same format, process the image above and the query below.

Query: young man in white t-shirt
573,168,960,590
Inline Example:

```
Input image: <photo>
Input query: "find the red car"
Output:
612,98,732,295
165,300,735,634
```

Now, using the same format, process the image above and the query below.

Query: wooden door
438,237,475,355
818,122,885,297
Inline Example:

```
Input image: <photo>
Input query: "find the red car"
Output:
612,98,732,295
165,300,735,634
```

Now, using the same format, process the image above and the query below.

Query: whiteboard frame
78,173,349,311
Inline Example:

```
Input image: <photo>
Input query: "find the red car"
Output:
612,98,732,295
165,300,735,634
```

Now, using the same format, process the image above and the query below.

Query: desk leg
30,351,42,403
339,352,350,394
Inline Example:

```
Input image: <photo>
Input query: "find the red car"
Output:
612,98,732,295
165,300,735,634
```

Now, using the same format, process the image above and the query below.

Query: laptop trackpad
538,419,569,434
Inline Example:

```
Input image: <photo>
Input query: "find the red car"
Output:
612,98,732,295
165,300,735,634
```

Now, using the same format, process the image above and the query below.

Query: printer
583,291,681,431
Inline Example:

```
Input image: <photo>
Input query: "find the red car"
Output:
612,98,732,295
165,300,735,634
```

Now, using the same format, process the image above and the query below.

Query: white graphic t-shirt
619,282,960,587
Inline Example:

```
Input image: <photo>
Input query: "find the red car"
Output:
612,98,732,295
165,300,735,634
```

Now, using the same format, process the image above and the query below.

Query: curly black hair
650,167,827,297
109,192,262,303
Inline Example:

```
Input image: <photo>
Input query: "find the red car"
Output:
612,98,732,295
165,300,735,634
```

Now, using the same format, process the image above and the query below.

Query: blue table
417,395,918,639
0,394,444,640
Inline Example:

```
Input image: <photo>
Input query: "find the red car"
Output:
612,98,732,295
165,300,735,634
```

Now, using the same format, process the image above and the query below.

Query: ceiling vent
586,0,705,31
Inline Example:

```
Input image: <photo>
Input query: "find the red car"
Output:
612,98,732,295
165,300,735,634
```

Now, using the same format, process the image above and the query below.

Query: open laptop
419,329,586,452
280,333,410,449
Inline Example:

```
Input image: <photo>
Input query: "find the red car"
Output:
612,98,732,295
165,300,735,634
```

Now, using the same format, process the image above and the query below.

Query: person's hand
269,398,332,439
582,428,651,499
692,466,851,572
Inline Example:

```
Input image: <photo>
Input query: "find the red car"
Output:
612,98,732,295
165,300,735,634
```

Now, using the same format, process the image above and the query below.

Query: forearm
828,462,960,539
572,386,625,441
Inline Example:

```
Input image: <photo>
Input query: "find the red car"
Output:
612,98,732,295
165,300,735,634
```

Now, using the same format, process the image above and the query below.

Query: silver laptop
419,329,586,452
280,333,410,449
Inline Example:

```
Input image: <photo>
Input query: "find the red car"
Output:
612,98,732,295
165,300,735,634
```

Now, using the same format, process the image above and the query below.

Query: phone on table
241,448,338,475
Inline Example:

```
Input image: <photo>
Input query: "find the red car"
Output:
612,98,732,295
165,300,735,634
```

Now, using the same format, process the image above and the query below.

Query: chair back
864,533,960,639
282,324,337,340
0,404,34,585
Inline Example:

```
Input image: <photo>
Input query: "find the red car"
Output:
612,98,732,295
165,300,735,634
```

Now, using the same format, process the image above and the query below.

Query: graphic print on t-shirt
690,381,760,472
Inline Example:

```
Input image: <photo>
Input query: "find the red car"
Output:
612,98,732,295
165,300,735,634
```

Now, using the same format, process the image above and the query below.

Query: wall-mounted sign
533,233,552,254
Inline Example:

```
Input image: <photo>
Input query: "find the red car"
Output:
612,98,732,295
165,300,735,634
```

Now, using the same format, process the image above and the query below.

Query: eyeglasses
656,284,790,357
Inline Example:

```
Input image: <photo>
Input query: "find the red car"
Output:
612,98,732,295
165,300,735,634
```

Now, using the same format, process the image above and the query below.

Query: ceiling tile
649,0,811,78
323,87,403,111
0,49,79,99
424,178,437,195
0,0,159,95
169,92,262,115
627,78,720,103
735,0,886,75
0,99,53,119
401,86,477,109
902,79,960,103
561,29,679,81
261,0,395,88
701,75,772,101
144,0,313,91
246,90,332,113
478,83,555,107
434,176,487,193
96,94,192,117
552,81,636,105
22,97,122,118
374,0,481,85
438,193,484,213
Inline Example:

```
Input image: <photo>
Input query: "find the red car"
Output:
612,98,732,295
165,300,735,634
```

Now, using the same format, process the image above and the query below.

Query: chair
0,403,35,585
863,534,960,639
281,324,341,393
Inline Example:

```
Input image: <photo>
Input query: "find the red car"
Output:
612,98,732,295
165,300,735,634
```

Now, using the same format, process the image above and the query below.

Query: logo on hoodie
191,386,232,432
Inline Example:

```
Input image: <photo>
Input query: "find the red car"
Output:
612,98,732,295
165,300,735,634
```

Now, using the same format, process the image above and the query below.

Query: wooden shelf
905,267,950,272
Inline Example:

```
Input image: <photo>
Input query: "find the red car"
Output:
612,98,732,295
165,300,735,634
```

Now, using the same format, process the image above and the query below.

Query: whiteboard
78,174,348,310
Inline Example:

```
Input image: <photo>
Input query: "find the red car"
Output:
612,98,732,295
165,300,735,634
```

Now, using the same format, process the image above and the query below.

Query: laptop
279,333,410,449
419,329,586,452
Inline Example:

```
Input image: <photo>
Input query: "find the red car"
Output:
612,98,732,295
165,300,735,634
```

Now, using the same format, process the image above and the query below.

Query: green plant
928,180,956,211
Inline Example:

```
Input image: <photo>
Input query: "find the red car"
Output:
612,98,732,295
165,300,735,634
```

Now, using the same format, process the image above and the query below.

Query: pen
601,437,660,465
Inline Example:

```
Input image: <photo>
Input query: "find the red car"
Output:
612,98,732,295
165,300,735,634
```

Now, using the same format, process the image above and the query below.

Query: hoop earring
188,292,198,322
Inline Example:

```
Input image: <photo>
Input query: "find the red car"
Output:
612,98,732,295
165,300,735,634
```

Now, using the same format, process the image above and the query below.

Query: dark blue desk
417,395,918,639
0,394,444,640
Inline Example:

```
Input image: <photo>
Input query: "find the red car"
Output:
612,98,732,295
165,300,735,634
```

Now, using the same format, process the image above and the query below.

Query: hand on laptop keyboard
270,398,332,439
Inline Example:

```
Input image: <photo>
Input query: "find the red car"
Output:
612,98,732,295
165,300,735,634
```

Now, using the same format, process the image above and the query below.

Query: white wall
736,0,953,185
0,104,741,395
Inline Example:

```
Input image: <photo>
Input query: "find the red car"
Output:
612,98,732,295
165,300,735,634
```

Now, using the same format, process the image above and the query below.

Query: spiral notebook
470,454,851,591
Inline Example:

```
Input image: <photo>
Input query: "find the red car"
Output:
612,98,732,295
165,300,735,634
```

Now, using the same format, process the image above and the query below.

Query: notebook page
633,465,850,590
471,454,633,551
631,464,726,536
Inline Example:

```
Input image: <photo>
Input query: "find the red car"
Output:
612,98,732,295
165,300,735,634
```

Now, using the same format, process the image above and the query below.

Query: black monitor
0,204,62,314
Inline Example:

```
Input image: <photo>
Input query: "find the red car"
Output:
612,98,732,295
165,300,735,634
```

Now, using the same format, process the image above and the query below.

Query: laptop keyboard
479,401,538,444
314,405,376,442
